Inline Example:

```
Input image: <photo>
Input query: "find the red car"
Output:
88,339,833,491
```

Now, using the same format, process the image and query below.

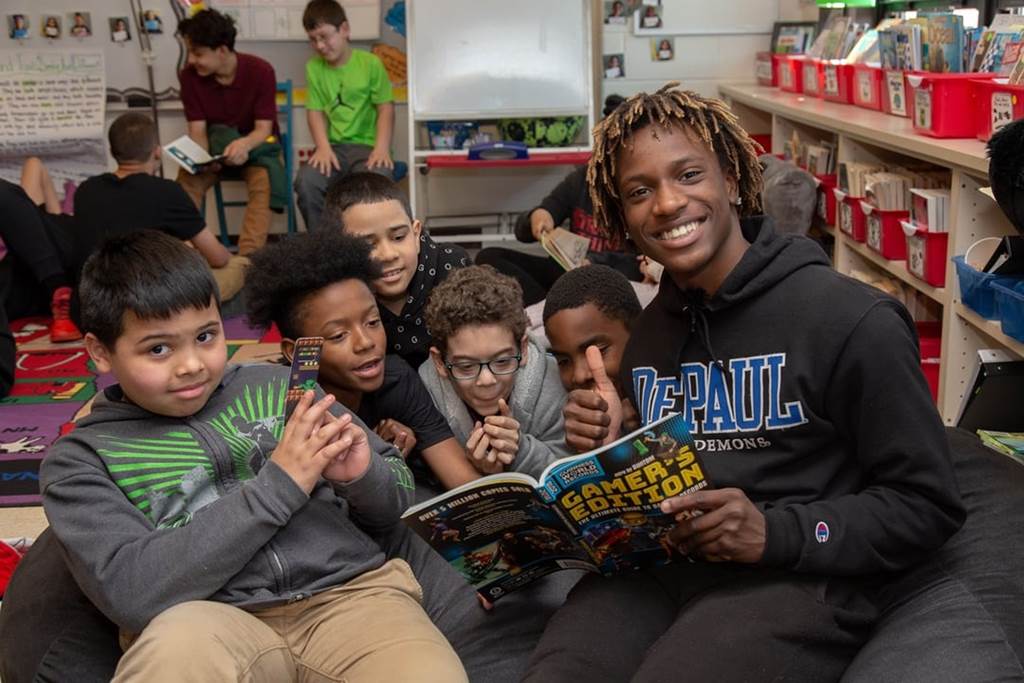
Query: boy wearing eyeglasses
420,265,571,478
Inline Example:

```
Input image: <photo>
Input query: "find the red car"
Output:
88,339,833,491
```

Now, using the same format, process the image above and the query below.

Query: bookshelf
720,83,1021,425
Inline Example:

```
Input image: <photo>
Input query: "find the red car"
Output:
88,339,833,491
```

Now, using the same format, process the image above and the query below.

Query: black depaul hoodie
620,216,964,576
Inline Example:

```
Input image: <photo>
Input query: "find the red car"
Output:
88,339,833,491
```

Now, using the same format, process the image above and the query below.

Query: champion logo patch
815,521,830,544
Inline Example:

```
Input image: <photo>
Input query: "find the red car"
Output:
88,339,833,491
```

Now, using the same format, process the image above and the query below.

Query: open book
541,227,590,271
402,413,709,602
163,135,225,175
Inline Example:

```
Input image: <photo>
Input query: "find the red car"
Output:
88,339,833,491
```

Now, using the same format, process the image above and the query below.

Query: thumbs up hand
563,346,624,452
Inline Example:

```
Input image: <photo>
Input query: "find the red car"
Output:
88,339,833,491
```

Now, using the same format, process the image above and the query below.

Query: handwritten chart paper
0,50,107,186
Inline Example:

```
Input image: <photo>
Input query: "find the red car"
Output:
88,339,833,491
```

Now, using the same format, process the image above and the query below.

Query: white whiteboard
408,0,591,118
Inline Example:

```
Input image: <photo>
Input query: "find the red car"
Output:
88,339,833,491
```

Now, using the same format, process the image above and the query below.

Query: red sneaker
50,286,83,342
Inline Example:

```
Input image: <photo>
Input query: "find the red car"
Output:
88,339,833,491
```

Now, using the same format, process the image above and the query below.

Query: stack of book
911,188,952,232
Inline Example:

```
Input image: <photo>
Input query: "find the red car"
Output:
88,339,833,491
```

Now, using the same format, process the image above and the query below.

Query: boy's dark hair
987,118,1024,233
176,9,236,51
244,231,382,339
542,264,642,328
589,82,764,242
425,265,528,355
322,172,414,232
108,112,158,164
302,0,347,31
79,230,220,347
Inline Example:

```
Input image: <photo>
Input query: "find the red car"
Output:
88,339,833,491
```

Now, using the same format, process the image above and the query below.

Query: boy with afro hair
244,229,482,492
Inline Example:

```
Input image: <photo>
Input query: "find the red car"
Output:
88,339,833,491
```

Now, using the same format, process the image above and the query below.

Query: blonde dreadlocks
588,83,764,242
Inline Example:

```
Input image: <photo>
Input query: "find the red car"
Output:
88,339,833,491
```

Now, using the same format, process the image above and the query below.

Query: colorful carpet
0,316,282,507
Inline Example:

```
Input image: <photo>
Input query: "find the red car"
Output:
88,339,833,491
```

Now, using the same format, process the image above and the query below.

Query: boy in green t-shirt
295,0,395,232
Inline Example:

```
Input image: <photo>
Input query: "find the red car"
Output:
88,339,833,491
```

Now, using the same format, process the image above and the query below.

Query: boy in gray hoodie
419,265,569,481
40,230,465,682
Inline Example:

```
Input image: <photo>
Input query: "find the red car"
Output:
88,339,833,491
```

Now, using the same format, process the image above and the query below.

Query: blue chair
212,79,297,245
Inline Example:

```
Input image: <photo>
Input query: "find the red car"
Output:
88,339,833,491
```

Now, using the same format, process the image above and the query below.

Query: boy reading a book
40,230,466,682
322,172,470,368
295,0,395,231
420,265,570,478
244,229,482,492
541,264,643,452
524,84,964,681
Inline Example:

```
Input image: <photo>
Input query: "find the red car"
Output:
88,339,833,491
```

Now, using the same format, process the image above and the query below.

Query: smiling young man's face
341,200,422,314
615,123,748,295
286,279,386,405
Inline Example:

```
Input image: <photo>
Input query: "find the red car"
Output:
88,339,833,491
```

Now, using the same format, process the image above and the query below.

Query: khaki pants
211,254,249,302
177,166,271,256
112,559,467,683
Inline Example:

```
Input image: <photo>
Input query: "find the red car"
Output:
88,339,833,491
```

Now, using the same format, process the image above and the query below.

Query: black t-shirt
71,173,204,278
356,355,454,452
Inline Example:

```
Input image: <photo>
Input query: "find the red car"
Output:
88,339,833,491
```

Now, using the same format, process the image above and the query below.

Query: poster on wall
0,50,107,187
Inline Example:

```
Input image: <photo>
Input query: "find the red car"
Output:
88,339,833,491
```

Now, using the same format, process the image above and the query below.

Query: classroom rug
0,316,282,507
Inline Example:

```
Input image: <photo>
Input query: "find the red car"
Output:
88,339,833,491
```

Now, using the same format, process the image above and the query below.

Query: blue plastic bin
952,256,1020,320
991,279,1024,343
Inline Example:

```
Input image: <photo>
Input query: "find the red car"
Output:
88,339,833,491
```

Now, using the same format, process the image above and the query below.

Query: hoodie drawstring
678,288,730,390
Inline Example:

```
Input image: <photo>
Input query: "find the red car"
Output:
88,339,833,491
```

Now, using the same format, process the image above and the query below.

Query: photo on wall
604,0,629,25
141,9,163,34
604,53,625,79
69,11,92,38
42,15,61,39
635,4,663,31
652,37,674,61
8,14,30,40
109,16,131,42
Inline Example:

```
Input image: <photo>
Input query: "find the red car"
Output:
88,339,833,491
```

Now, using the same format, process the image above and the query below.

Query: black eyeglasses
445,354,522,381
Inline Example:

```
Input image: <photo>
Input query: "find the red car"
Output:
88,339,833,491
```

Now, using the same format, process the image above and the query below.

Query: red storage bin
822,61,855,104
853,64,884,111
881,69,909,118
906,72,996,138
802,58,823,97
861,202,909,259
815,173,837,226
834,188,867,242
771,54,788,87
972,78,1024,141
778,55,804,93
901,220,949,287
916,321,942,402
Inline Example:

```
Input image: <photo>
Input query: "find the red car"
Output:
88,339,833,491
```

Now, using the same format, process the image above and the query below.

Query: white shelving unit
404,0,597,242
720,83,1023,425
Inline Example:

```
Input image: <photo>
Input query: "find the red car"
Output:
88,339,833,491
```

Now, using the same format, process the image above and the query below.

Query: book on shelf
926,13,964,73
998,39,1024,76
979,30,1023,73
401,413,709,602
910,188,951,233
879,30,899,69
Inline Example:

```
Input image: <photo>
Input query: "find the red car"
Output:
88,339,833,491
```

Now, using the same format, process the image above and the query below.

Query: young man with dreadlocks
524,84,964,681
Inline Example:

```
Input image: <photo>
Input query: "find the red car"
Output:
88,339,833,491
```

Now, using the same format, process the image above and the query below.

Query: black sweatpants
0,179,75,317
524,561,880,683
475,248,644,307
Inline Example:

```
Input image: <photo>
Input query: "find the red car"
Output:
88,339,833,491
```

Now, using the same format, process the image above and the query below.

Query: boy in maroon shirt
176,9,277,256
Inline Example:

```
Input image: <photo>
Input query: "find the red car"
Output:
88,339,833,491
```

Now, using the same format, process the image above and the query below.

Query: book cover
878,30,899,69
980,31,1023,73
402,413,709,602
926,14,963,72
541,228,590,271
163,135,224,175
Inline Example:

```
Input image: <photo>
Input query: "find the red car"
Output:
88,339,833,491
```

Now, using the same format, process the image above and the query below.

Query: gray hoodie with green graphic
41,363,414,633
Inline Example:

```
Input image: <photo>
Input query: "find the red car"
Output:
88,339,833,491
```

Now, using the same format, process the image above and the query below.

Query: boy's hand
321,414,373,484
483,399,519,466
563,347,623,452
375,418,416,459
367,146,394,170
309,146,341,175
271,391,346,494
467,422,503,474
222,138,252,166
530,209,555,241
661,488,766,564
